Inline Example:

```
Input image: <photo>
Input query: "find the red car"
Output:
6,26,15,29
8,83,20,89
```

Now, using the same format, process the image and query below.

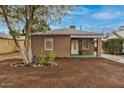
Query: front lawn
0,58,124,88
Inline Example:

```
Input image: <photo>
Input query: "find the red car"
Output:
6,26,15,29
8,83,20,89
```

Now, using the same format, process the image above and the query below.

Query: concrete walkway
0,52,22,62
102,54,124,64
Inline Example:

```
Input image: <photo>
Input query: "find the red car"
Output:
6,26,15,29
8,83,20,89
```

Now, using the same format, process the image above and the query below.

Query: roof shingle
31,28,102,36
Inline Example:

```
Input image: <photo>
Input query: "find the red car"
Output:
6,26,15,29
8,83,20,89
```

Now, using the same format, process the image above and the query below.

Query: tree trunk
2,6,32,64
24,5,33,63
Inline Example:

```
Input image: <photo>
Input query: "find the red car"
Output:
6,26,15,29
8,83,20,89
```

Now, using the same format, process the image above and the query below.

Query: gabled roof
113,31,123,38
107,26,124,39
31,28,102,36
117,26,124,32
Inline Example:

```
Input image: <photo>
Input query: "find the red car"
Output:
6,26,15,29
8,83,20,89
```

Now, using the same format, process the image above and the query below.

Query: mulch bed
0,58,124,88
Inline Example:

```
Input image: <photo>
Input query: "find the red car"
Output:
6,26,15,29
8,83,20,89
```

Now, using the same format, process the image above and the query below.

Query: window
82,40,89,50
44,38,53,50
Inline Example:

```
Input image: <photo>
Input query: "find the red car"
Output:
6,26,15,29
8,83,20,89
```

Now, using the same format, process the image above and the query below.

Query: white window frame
82,40,89,50
44,38,53,51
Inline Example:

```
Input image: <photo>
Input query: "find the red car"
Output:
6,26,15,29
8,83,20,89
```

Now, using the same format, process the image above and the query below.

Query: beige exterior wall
0,38,16,54
31,35,71,57
17,40,24,50
31,35,102,58
0,38,24,54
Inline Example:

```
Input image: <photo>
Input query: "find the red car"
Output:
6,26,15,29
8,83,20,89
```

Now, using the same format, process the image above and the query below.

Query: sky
1,5,124,34
50,5,124,33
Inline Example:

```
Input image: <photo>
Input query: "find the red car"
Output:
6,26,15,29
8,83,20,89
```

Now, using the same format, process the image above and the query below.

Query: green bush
48,51,56,65
38,50,56,66
39,49,47,64
103,39,124,55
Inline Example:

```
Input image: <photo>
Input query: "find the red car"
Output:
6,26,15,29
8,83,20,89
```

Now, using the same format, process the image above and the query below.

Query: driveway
102,54,124,64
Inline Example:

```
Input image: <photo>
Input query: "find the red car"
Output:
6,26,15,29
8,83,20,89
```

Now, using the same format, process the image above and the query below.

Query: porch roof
31,28,102,38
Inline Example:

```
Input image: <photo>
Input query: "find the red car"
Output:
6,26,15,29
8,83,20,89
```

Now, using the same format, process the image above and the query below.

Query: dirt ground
0,57,124,88
0,52,22,61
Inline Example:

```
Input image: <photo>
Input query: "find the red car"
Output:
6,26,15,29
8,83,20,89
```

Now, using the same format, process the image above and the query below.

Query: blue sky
1,5,124,34
50,5,124,33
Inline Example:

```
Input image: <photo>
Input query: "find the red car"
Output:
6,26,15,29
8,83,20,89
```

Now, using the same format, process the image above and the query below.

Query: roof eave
70,35,102,38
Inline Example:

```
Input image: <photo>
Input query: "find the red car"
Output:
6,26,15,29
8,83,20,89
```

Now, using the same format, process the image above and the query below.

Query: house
0,32,24,54
107,26,124,39
31,27,102,58
107,26,124,53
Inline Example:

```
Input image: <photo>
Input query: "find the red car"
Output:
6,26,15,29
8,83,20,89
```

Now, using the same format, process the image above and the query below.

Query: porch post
96,38,102,58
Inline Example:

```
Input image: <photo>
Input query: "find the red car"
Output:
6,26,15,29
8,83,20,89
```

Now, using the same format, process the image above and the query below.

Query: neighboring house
31,27,102,58
0,32,24,54
107,26,124,39
107,26,124,53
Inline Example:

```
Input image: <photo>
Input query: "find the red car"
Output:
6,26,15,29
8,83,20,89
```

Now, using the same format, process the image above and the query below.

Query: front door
71,40,79,55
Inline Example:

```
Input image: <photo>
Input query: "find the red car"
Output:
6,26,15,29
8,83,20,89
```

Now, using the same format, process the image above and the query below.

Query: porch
71,54,96,58
70,36,102,58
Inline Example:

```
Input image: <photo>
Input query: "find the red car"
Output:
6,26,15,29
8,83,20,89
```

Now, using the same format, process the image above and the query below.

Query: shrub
39,49,47,64
48,50,56,62
103,39,124,55
38,50,57,67
48,50,56,65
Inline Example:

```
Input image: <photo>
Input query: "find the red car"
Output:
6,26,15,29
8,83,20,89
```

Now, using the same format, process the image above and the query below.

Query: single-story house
31,27,103,58
106,26,124,53
107,26,124,40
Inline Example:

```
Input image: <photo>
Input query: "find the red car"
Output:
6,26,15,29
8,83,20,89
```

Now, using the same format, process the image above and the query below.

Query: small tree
0,5,76,64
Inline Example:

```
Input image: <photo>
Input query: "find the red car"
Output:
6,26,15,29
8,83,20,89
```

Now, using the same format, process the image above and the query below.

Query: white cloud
92,11,122,20
91,7,123,20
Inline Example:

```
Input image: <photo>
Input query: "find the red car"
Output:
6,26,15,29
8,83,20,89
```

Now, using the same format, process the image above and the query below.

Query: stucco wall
31,35,71,57
17,40,24,50
0,38,24,54
0,38,16,54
